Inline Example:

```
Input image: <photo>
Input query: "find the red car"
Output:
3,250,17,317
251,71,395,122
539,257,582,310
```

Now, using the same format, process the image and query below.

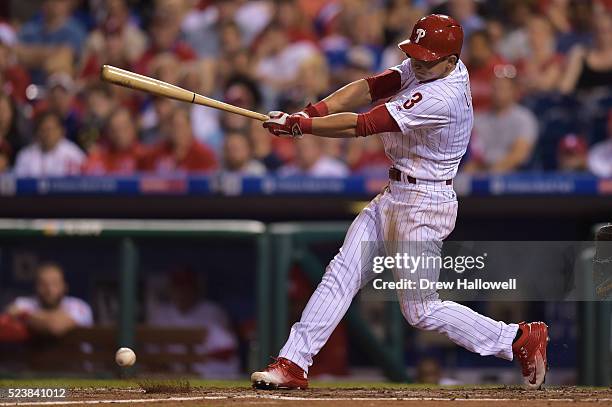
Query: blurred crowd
0,0,610,178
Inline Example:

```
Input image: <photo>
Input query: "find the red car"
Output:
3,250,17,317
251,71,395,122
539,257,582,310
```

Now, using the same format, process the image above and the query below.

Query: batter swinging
252,14,548,390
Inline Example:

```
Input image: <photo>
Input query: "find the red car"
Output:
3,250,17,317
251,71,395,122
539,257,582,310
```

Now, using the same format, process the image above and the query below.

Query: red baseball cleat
512,321,549,389
251,357,308,390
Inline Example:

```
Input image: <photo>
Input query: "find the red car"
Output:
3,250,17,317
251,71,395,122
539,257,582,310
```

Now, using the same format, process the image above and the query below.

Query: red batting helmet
398,14,463,62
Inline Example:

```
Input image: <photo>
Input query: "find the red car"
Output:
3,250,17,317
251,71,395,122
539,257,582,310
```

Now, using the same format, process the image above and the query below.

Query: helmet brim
398,39,441,62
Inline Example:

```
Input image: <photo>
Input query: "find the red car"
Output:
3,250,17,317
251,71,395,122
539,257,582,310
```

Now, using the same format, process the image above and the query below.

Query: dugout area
0,219,609,388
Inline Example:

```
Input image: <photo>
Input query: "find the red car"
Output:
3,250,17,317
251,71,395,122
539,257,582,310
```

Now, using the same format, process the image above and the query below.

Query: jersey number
403,92,423,110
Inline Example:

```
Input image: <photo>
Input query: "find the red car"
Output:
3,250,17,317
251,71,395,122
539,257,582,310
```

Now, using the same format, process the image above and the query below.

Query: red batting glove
263,111,312,138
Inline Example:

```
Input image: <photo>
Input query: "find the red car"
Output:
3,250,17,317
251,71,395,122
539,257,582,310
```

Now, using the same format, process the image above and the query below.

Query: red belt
388,167,452,185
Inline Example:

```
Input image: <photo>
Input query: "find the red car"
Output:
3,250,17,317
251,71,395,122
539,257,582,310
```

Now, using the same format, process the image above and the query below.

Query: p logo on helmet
398,14,463,62
415,28,426,43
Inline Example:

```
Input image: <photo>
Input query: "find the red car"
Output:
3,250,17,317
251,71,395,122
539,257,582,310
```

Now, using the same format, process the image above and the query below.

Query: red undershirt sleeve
365,69,402,101
356,103,401,137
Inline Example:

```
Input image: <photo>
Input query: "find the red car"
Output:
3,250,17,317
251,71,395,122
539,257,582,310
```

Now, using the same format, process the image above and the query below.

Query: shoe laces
266,357,288,371
515,346,533,377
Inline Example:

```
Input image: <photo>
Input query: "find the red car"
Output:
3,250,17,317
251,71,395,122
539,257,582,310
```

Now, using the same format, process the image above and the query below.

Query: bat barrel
100,65,269,121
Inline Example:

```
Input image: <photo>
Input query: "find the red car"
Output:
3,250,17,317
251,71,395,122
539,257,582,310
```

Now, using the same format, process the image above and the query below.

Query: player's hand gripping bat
100,65,269,121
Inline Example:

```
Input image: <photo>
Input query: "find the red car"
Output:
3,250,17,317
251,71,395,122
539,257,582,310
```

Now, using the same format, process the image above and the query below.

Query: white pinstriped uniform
279,59,519,372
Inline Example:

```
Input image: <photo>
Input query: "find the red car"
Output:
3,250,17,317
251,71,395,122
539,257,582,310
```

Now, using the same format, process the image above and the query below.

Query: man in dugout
1,262,93,341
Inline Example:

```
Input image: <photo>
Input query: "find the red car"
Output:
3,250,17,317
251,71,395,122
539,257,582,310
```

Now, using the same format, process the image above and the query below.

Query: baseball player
252,14,548,390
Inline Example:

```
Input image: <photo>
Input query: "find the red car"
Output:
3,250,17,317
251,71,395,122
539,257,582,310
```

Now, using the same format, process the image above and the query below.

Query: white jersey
383,59,473,181
14,139,85,177
10,296,93,327
273,59,518,381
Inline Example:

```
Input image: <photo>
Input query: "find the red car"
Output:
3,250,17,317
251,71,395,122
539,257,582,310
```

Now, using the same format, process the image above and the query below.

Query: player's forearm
311,113,359,138
305,103,399,138
322,80,372,114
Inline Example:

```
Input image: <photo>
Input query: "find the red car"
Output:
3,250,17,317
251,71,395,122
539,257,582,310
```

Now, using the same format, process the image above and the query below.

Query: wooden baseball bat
100,65,269,121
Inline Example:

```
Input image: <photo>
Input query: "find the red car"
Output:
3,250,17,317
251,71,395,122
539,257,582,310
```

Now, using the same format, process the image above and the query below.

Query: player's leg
251,194,384,389
384,182,548,388
393,239,519,362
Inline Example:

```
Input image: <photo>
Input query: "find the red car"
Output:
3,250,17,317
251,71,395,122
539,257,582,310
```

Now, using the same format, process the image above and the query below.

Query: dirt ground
1,386,611,406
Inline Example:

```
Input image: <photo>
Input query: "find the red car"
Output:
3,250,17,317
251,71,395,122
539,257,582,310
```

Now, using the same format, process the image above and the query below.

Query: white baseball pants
279,179,519,372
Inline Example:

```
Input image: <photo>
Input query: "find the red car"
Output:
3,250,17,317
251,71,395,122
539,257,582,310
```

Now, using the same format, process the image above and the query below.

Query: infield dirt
3,385,609,407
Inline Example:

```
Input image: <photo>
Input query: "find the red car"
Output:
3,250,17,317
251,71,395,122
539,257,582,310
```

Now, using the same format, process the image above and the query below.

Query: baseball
115,347,136,367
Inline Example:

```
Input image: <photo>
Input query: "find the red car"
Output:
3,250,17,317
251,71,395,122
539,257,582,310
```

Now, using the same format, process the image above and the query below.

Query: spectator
139,96,176,145
277,0,318,44
183,62,223,155
321,138,345,163
557,134,588,172
0,23,30,104
79,14,146,82
16,0,86,83
222,131,266,176
233,0,275,47
0,142,10,172
548,0,594,53
383,0,424,49
295,53,330,108
219,76,263,137
345,9,385,70
496,0,536,63
0,0,604,180
464,76,538,173
348,137,390,175
254,24,319,93
0,94,26,166
147,268,240,378
343,46,379,86
465,30,508,111
79,3,148,84
544,0,573,35
83,108,143,175
248,119,284,171
217,43,252,84
318,4,352,77
588,111,612,177
448,0,485,41
77,83,116,151
14,111,85,177
517,16,564,95
148,53,182,92
559,12,612,94
38,73,83,144
134,12,196,76
218,21,243,58
5,262,93,337
180,1,236,58
279,135,349,177
139,107,217,174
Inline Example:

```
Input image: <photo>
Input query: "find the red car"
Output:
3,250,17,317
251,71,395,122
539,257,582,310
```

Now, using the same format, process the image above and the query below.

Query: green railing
578,224,611,386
